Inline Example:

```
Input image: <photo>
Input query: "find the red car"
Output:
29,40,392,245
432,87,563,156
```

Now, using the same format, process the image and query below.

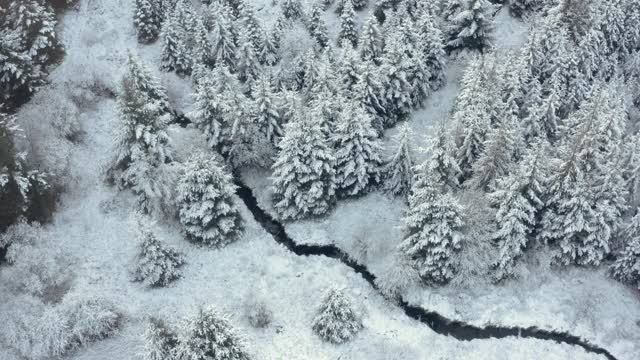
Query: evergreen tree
418,13,447,92
9,0,62,65
160,9,192,75
308,3,330,49
333,104,382,198
177,154,244,247
422,124,461,193
144,317,178,360
312,287,363,344
382,123,415,198
236,29,261,85
338,0,358,47
337,44,362,95
251,74,283,146
380,33,414,126
271,109,336,220
281,0,304,20
176,306,251,360
124,54,173,120
0,29,43,106
237,0,264,52
192,16,213,67
134,0,162,43
445,0,495,54
353,61,386,133
210,4,238,70
359,13,383,63
352,0,368,10
400,172,464,285
610,212,640,290
508,0,540,18
133,219,185,287
259,28,280,66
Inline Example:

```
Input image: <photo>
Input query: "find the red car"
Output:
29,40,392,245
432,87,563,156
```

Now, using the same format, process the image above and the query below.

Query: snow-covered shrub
133,219,185,287
177,154,244,247
175,306,251,360
375,253,420,301
312,287,362,344
246,301,273,328
50,94,83,142
144,317,178,360
2,221,70,299
60,296,121,347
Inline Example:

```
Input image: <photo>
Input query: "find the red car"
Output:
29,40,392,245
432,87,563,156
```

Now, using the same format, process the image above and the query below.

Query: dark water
234,180,617,360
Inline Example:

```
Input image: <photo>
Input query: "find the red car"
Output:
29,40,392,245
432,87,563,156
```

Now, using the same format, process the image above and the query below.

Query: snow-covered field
1,1,638,360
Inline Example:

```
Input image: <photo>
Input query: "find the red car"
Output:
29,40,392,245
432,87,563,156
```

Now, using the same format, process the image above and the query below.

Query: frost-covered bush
312,287,362,344
60,296,121,347
2,221,70,299
375,253,420,301
246,301,273,328
175,306,251,360
144,317,178,360
133,220,185,287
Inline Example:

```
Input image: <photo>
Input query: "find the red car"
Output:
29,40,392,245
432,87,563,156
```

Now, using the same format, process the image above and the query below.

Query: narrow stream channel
234,180,618,360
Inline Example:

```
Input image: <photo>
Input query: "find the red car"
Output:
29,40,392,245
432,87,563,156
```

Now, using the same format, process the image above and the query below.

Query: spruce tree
271,109,336,220
422,124,461,193
251,74,283,146
445,0,495,54
177,154,244,247
360,13,383,63
508,0,540,18
236,29,261,85
281,0,304,20
9,0,62,65
134,0,162,43
380,33,414,126
176,306,251,360
333,104,382,198
133,220,185,287
259,28,280,66
309,3,330,49
419,13,447,92
382,123,415,198
337,44,362,95
144,317,178,360
338,0,358,47
610,212,640,290
160,9,192,75
210,4,238,70
353,60,386,134
124,54,173,120
0,29,43,106
400,172,464,285
312,287,363,344
237,0,264,52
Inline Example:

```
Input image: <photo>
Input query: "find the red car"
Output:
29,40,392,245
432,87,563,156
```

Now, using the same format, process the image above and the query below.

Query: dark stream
234,180,617,360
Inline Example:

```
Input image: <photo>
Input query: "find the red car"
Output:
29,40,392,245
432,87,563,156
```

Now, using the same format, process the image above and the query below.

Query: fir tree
0,29,43,106
124,54,173,120
251,74,283,146
312,287,363,344
353,61,386,133
309,3,330,49
161,9,192,75
210,4,238,70
176,306,251,360
134,0,162,43
337,44,362,95
445,0,495,54
380,33,414,126
422,124,461,193
419,13,447,92
236,29,261,85
382,123,415,198
133,219,185,287
338,0,358,47
9,0,62,65
144,317,178,360
281,0,304,20
359,13,383,63
237,0,264,52
271,109,336,220
177,154,244,247
259,28,280,66
508,0,540,18
333,104,382,198
610,212,640,290
400,172,464,285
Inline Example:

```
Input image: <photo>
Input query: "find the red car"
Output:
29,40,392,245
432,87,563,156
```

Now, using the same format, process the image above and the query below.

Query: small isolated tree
133,219,185,287
383,123,415,198
445,0,495,54
177,154,244,247
312,287,363,344
400,173,464,285
281,0,304,20
134,0,162,43
338,0,358,47
272,110,336,220
144,317,178,360
333,104,382,198
175,306,251,360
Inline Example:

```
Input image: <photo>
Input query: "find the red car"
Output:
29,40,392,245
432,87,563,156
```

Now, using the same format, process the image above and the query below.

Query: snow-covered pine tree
0,29,43,106
210,3,238,70
338,0,358,47
259,27,280,66
622,134,640,204
359,13,383,63
271,109,336,220
175,306,250,360
133,219,185,287
453,57,491,180
124,54,173,120
352,0,368,10
109,72,174,214
418,12,447,92
9,0,63,65
251,74,283,147
380,32,414,126
400,171,464,285
308,3,330,49
312,287,363,344
610,211,640,290
445,0,495,54
192,16,213,67
382,123,415,198
237,0,264,52
337,44,362,95
466,111,520,191
144,317,178,360
333,103,382,198
281,0,304,20
236,29,261,85
421,123,461,193
160,9,192,75
508,0,540,18
353,60,386,134
134,0,162,43
177,154,244,247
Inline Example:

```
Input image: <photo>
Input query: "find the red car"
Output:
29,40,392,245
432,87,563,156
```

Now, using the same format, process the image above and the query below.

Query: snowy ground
0,1,634,360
